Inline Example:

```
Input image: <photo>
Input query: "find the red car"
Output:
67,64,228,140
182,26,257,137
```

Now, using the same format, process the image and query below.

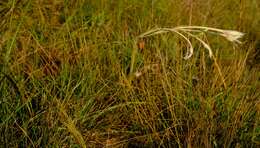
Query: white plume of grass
138,26,244,59
220,30,245,44
132,26,244,88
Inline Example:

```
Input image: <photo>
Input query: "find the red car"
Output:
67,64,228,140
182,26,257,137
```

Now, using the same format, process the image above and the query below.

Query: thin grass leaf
171,30,194,59
183,31,213,58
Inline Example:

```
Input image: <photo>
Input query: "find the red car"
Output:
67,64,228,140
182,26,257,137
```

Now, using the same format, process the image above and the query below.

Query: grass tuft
0,0,259,147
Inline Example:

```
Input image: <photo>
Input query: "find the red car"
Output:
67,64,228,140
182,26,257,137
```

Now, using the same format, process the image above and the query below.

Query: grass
0,0,259,147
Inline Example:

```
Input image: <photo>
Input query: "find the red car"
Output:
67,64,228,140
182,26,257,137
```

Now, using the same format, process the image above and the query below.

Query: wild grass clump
0,0,259,147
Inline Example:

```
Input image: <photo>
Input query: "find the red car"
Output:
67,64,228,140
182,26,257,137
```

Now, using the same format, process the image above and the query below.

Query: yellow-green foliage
0,0,259,147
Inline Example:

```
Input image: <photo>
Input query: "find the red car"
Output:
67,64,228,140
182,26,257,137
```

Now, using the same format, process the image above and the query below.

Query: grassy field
0,0,259,147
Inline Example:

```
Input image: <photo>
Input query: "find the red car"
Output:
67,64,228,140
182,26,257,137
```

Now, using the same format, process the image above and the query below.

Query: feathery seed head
220,30,245,44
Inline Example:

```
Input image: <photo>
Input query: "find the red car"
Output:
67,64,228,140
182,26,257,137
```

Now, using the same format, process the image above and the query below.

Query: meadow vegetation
0,0,259,147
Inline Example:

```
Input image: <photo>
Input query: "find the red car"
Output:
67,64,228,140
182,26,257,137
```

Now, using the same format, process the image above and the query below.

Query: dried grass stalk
138,26,244,59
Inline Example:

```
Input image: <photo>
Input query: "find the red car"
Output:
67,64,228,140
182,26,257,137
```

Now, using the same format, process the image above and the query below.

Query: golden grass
0,0,259,147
